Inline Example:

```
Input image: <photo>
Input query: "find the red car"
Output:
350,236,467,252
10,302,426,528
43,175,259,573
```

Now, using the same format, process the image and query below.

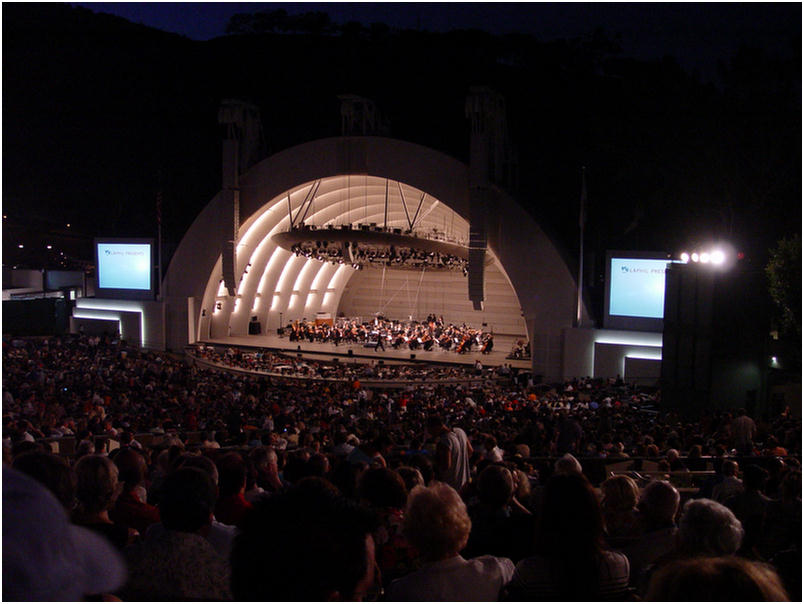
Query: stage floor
200,332,532,370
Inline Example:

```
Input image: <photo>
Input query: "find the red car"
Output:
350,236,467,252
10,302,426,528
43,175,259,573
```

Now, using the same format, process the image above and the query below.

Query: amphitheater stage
199,332,532,371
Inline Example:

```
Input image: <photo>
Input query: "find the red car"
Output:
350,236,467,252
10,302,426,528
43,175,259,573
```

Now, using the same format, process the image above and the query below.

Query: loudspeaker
277,327,285,336
348,349,353,356
248,321,261,335
410,354,416,360
661,264,715,409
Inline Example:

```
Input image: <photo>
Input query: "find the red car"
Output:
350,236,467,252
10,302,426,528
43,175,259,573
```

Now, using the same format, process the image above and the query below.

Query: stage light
18,244,24,248
680,252,690,263
691,252,699,262
700,252,710,263
46,245,53,249
711,250,725,265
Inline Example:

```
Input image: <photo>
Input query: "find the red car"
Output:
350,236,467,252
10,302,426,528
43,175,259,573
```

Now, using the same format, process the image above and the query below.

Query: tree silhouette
766,235,801,338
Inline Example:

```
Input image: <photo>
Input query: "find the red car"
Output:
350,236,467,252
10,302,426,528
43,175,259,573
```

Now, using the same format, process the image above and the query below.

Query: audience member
428,414,473,492
623,480,680,590
553,452,583,476
3,467,127,601
760,469,801,559
145,453,238,559
732,408,757,456
600,474,642,547
396,465,425,492
725,464,771,558
357,467,419,586
463,464,534,563
12,450,76,512
120,467,231,600
505,473,630,600
675,498,743,557
231,477,380,601
109,447,160,533
712,460,743,503
72,454,132,550
646,556,788,601
388,481,515,601
214,451,253,528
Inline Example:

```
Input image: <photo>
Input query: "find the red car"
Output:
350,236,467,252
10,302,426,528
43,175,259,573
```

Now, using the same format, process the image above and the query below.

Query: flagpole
576,167,586,328
156,187,163,302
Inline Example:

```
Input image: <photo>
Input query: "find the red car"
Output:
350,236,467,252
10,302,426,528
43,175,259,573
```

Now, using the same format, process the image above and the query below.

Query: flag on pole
579,167,587,228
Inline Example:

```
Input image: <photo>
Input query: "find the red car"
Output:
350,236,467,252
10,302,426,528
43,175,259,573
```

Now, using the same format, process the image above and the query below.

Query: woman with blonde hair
387,481,514,601
600,474,642,547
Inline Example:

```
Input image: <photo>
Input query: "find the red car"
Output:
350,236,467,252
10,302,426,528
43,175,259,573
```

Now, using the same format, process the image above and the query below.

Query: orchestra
285,314,491,355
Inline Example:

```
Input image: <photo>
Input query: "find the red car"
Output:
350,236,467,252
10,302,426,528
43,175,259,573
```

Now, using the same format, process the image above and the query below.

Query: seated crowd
2,334,801,601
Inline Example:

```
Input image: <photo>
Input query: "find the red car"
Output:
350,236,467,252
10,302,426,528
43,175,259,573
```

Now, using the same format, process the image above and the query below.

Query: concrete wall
72,299,165,349
563,327,663,381
338,260,527,337
3,269,43,290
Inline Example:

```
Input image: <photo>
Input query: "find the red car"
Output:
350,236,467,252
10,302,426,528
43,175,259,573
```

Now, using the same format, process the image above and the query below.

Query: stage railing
186,349,491,388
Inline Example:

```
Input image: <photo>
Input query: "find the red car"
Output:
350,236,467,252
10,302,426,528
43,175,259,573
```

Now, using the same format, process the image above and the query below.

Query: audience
2,334,800,602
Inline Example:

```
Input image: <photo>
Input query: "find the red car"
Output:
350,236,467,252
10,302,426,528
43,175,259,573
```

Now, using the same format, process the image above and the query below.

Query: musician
481,333,494,354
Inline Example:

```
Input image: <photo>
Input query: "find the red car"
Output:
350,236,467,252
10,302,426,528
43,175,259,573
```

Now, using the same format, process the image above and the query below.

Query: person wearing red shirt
110,447,160,534
214,451,253,527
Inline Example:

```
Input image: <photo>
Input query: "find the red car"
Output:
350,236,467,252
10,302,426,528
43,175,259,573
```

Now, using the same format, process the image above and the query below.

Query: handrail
186,350,489,388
